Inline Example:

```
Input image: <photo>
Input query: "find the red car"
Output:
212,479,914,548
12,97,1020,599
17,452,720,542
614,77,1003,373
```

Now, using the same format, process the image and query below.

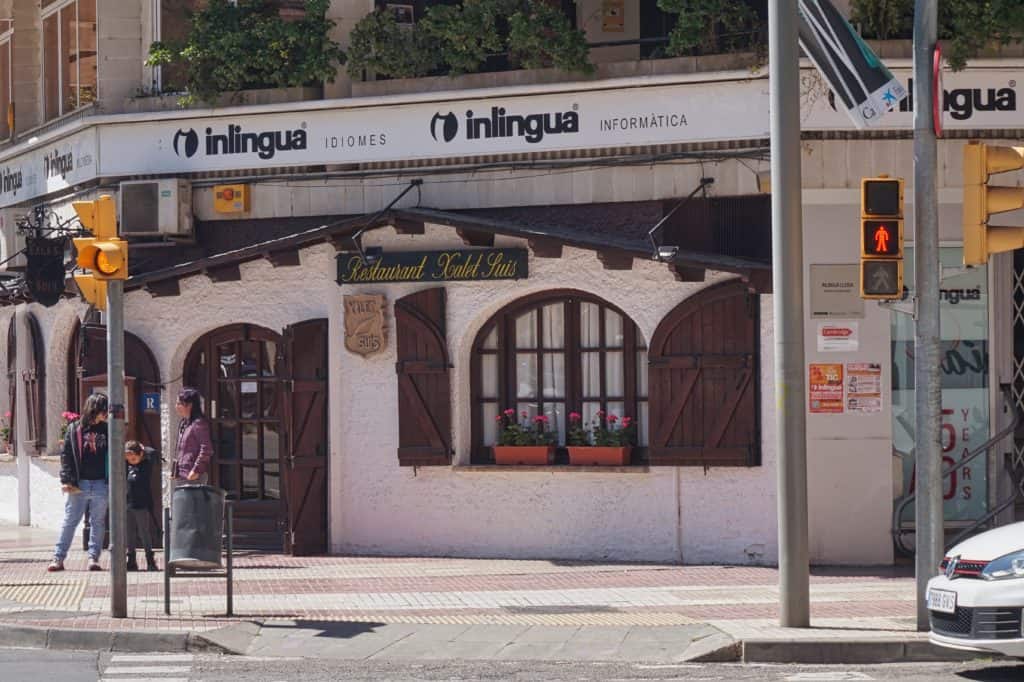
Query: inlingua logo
430,105,580,144
172,124,307,160
43,149,73,179
173,129,199,158
431,112,458,143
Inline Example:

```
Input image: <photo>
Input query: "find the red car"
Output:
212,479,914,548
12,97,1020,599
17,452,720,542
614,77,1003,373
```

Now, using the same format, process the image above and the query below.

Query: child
125,441,158,572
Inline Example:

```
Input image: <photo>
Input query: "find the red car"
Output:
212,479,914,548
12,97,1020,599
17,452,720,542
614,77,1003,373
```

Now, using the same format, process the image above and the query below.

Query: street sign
25,236,67,307
797,0,907,129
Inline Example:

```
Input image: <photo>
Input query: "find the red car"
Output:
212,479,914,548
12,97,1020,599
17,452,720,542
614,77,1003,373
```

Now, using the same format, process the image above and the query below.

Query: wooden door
283,319,328,555
648,280,760,466
395,289,452,466
185,324,286,551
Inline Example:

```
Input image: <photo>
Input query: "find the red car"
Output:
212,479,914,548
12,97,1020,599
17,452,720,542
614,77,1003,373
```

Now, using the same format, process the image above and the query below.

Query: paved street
0,647,1018,682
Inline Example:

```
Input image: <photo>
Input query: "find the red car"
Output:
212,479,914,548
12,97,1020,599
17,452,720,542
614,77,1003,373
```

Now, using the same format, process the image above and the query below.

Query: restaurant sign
336,248,528,285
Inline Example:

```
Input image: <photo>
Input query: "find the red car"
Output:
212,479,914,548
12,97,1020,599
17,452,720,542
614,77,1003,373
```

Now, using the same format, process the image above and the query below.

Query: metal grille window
42,0,96,121
471,291,647,464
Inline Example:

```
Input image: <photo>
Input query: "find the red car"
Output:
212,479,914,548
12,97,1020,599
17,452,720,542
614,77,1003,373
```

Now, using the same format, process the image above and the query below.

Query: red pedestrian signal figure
874,225,891,254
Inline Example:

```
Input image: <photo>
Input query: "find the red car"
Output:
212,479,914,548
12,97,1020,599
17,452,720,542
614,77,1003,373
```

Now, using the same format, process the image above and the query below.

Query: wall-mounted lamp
647,177,713,262
755,170,771,194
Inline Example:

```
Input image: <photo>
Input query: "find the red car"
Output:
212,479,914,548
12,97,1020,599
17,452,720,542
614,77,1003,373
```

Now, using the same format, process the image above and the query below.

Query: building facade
0,0,1021,566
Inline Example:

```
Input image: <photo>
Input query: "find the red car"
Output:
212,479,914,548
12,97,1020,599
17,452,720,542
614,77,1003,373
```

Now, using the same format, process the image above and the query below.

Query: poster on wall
809,363,844,414
817,321,859,352
846,362,882,414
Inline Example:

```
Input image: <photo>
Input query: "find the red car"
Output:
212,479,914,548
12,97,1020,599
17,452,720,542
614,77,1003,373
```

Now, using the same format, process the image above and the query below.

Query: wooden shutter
395,288,452,466
648,280,759,467
6,317,14,447
24,314,46,448
283,318,329,556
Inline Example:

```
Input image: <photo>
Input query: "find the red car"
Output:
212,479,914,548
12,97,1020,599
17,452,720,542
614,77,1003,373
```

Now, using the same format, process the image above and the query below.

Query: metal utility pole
913,0,942,631
108,280,127,618
769,0,810,627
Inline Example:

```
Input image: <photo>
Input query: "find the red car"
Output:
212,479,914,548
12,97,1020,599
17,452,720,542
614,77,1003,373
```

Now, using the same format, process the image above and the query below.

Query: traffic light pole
769,0,810,627
107,280,127,618
913,0,942,631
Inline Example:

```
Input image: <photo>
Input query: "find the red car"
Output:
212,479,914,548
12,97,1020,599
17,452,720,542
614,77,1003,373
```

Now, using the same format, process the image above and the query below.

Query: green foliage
656,0,763,56
496,409,558,447
146,0,345,104
567,410,636,447
347,0,592,80
347,10,441,79
850,0,1024,70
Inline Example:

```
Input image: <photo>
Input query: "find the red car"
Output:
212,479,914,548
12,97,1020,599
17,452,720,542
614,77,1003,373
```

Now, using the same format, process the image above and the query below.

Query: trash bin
168,484,225,569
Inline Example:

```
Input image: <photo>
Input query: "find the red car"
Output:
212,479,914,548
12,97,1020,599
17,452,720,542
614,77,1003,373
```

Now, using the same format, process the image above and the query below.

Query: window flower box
567,446,631,467
493,445,555,466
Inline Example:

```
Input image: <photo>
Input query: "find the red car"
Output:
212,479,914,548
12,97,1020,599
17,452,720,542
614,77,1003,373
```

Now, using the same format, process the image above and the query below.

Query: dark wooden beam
528,237,563,258
394,218,425,235
265,249,301,268
455,228,494,247
329,234,353,252
670,265,705,282
744,269,772,294
145,279,181,298
596,250,633,271
205,263,242,282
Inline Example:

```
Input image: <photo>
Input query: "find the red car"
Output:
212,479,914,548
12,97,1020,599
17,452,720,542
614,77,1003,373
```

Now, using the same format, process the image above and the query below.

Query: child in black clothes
125,441,158,571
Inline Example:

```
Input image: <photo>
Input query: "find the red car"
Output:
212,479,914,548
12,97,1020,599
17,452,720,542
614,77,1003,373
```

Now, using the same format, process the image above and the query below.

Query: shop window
0,22,10,140
471,291,648,464
43,0,97,121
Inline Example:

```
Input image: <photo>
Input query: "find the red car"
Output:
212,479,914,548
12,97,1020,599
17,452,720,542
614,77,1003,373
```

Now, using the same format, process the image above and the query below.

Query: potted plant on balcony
566,410,636,466
492,408,557,465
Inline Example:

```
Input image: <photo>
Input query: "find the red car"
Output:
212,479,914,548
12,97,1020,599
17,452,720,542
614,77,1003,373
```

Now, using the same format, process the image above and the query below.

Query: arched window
471,290,647,464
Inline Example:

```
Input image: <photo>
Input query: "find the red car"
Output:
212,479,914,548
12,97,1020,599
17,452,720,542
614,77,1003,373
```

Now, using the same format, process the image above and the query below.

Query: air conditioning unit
118,179,193,238
0,208,26,271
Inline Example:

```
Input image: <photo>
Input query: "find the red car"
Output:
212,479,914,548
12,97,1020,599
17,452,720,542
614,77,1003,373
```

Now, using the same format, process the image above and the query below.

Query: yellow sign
343,294,387,357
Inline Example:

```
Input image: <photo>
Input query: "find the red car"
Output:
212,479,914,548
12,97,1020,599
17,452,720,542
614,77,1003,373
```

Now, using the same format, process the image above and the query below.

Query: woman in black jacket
48,393,109,572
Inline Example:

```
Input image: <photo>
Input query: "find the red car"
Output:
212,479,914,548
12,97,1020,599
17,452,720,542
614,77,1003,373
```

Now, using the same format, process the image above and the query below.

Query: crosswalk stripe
102,666,191,674
100,678,188,682
110,654,193,662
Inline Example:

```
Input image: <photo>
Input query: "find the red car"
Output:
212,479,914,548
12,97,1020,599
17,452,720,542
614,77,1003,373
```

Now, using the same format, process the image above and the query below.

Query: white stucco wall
0,456,64,530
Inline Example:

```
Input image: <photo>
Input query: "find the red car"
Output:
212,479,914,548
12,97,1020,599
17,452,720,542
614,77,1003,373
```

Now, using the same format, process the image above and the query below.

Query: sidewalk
0,521,960,663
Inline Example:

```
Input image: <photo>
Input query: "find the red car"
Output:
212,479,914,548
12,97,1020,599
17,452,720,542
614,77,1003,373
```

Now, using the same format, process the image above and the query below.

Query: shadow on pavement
956,664,1024,681
260,620,388,640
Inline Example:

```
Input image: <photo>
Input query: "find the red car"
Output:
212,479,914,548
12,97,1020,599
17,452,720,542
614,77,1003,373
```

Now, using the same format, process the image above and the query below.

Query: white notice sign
817,322,859,352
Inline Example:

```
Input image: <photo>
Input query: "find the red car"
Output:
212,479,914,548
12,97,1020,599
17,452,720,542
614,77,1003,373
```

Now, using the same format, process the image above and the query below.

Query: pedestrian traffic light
73,194,128,281
860,176,904,299
962,141,1024,266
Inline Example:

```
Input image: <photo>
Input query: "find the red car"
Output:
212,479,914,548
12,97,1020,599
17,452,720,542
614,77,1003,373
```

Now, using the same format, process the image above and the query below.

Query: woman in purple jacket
172,388,214,486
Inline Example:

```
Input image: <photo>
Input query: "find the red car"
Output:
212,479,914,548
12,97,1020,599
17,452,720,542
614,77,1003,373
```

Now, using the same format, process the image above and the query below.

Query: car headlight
981,550,1024,580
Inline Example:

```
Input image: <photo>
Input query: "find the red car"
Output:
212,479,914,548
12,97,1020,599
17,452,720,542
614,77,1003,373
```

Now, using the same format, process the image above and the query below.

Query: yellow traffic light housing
860,176,904,299
72,194,128,281
73,274,107,311
962,141,1024,265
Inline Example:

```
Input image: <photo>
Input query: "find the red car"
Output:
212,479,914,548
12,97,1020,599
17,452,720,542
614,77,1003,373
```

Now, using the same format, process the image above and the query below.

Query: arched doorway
184,320,328,554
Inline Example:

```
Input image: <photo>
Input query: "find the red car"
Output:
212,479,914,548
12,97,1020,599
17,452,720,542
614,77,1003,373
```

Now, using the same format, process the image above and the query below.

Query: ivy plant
347,0,592,80
146,0,346,104
851,0,1024,70
656,0,764,56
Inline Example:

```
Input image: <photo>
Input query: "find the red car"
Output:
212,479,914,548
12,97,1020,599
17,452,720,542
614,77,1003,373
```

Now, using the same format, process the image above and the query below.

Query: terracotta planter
568,446,632,466
493,445,554,465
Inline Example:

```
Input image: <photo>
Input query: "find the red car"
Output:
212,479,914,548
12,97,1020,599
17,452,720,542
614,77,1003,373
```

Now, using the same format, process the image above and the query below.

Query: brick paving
0,522,919,640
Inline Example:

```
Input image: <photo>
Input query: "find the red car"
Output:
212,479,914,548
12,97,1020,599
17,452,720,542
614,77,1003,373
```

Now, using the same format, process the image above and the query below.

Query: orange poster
809,363,843,414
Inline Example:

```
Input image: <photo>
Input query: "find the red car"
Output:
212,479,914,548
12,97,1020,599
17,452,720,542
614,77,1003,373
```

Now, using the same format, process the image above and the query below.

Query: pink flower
569,412,581,422
503,408,516,417
596,409,605,417
608,414,618,424
622,416,633,426
494,415,503,422
3,411,9,418
521,411,528,418
533,415,549,424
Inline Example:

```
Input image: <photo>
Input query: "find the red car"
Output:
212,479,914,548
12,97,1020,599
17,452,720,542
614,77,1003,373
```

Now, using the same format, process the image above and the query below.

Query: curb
0,622,247,655
742,638,1002,664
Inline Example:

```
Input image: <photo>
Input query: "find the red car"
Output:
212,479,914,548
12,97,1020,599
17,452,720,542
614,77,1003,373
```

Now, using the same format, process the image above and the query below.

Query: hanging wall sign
25,236,67,307
336,248,528,285
344,294,387,357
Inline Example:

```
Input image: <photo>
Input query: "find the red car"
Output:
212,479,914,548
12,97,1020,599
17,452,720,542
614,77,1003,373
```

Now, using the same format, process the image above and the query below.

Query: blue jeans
54,479,109,561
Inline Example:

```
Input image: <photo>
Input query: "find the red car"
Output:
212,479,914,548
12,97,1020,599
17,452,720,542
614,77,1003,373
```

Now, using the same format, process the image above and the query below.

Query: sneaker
47,559,64,572
87,559,102,572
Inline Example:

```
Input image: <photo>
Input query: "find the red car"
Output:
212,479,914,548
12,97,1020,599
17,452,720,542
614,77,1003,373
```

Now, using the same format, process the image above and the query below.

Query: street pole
108,280,127,618
769,0,810,627
913,0,942,631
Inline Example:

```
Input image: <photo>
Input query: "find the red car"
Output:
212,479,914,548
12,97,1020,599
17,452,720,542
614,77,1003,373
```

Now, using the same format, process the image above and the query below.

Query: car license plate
928,588,957,614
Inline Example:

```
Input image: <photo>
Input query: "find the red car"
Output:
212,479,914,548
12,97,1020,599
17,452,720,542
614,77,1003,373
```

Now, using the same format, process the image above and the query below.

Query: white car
928,521,1024,657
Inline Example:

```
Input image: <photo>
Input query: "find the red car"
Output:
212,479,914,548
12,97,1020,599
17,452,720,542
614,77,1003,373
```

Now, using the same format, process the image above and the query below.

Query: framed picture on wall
386,3,415,25
81,375,136,428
